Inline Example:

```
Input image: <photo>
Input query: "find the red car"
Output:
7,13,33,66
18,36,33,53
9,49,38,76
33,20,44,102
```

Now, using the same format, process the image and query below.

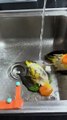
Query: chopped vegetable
19,75,39,92
39,83,53,96
25,60,49,86
23,60,53,95
62,54,67,64
29,84,39,92
48,56,54,62
45,50,67,71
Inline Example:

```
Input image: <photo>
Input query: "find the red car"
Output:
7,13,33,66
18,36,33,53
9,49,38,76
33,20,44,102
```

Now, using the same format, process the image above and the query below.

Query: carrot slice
62,54,67,64
39,83,53,96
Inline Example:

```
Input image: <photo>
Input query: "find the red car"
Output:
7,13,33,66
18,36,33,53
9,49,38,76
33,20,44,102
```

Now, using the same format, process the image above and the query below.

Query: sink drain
8,62,27,80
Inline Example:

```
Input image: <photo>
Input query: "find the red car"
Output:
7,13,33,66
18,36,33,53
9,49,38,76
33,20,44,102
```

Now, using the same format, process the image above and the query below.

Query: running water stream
8,0,47,69
38,0,47,64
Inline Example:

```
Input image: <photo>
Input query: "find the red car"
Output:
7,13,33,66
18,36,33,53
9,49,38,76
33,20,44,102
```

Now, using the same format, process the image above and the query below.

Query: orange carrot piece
39,83,53,96
62,54,67,64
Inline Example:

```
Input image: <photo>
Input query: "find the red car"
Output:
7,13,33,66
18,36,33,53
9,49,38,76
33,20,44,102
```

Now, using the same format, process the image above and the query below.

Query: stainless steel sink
0,11,67,113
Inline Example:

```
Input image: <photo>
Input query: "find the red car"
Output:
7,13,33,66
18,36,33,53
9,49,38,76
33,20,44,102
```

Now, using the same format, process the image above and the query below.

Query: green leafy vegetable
29,84,39,92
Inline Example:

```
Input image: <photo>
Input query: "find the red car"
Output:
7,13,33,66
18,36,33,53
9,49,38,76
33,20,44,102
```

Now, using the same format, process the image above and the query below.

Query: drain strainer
8,62,27,80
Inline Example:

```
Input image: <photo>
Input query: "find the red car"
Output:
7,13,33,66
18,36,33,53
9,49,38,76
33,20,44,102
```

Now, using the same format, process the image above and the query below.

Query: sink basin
0,13,67,113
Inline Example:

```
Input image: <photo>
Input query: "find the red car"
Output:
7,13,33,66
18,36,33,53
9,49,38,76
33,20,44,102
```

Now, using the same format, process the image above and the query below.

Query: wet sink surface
0,15,67,113
0,38,40,100
0,38,59,101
